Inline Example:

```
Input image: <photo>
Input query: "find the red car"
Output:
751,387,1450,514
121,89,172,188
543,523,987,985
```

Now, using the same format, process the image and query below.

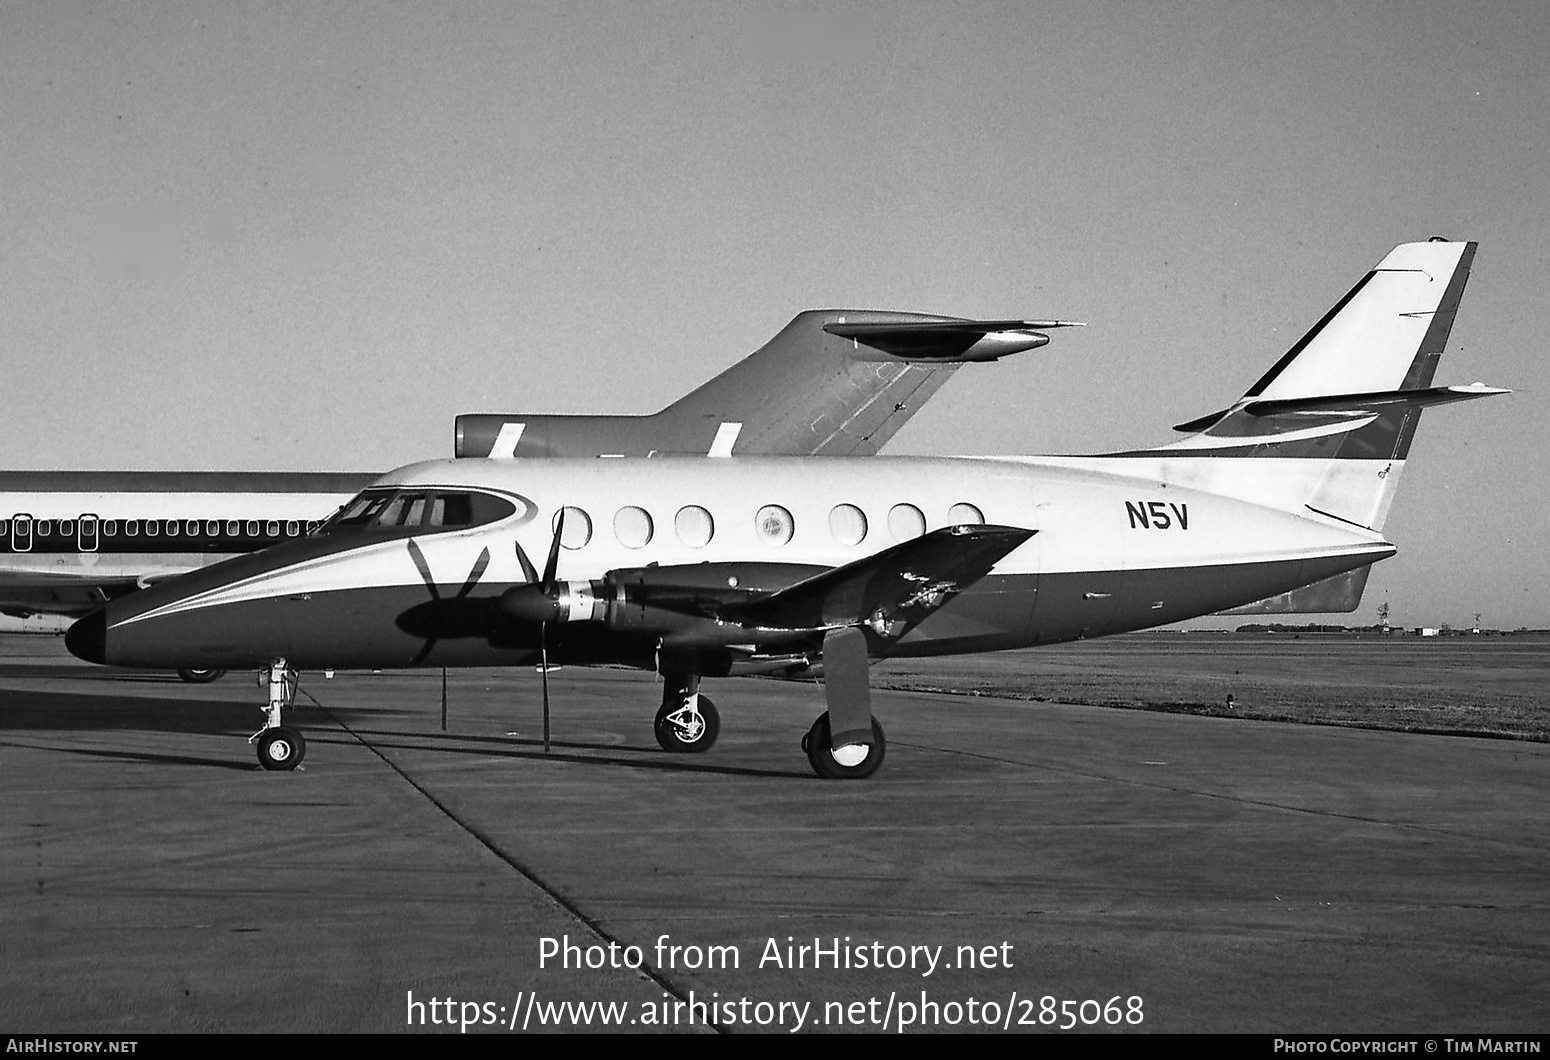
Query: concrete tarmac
2,635,1547,1034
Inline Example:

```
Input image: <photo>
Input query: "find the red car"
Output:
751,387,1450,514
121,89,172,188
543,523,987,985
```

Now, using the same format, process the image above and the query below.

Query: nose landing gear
654,673,719,752
249,660,305,771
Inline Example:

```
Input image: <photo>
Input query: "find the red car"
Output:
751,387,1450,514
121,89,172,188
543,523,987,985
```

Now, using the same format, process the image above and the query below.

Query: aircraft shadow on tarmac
0,686,258,734
0,737,257,772
0,685,815,779
336,726,815,780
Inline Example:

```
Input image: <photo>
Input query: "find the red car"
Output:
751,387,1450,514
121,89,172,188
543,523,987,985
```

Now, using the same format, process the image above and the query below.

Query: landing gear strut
249,659,305,771
802,627,885,778
654,672,719,752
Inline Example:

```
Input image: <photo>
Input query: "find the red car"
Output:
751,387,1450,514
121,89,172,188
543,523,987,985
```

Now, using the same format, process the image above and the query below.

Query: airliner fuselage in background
66,240,1507,778
0,472,370,621
0,313,1068,628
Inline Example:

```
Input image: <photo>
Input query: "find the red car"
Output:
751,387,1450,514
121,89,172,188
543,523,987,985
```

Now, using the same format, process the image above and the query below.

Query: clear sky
2,1,1546,629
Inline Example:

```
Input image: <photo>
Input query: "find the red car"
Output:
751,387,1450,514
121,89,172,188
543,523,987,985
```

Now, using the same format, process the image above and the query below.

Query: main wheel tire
654,695,720,753
804,712,885,780
256,726,306,771
177,668,227,684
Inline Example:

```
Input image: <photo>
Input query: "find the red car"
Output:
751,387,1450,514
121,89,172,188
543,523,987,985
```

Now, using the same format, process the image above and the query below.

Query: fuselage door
79,514,99,553
12,514,32,553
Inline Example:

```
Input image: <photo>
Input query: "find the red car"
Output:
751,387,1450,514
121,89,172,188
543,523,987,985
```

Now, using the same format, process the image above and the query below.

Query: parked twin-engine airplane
65,240,1506,779
0,310,1063,677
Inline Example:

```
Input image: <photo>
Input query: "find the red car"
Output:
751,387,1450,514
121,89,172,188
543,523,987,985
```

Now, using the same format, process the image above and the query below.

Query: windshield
317,488,516,535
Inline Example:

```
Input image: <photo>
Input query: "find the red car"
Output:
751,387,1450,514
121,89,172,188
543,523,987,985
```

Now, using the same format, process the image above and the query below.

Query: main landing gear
250,659,305,771
802,713,886,780
655,637,886,778
800,627,885,779
654,673,720,753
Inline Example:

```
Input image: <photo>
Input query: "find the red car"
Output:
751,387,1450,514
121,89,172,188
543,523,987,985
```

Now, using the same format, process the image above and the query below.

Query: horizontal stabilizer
728,524,1035,633
824,319,1083,362
1175,384,1510,433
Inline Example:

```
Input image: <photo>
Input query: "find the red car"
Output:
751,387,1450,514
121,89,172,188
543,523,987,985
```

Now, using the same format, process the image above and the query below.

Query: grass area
871,633,1550,742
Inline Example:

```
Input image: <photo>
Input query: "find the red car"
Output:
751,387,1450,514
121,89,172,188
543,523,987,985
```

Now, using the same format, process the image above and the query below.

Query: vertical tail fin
1154,239,1506,531
455,311,1073,458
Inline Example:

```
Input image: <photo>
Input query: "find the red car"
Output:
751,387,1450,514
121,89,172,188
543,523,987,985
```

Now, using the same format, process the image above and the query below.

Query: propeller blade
514,539,538,585
541,508,565,594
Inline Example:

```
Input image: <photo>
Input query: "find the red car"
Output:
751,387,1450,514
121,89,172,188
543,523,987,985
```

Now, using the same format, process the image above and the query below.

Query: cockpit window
330,491,397,528
318,489,515,535
378,495,409,527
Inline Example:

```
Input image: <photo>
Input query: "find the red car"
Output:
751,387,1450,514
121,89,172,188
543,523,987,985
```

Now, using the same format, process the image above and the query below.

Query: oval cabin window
947,502,985,526
613,506,653,549
828,504,867,546
675,505,714,548
887,503,926,542
555,507,593,550
755,505,794,546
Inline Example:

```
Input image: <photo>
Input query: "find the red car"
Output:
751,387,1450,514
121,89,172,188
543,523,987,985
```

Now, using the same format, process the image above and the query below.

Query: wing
0,569,148,618
724,524,1035,634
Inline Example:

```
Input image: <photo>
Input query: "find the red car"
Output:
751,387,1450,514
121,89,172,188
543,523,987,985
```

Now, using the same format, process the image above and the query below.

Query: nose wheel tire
654,696,720,753
803,712,885,779
177,668,227,684
256,726,306,771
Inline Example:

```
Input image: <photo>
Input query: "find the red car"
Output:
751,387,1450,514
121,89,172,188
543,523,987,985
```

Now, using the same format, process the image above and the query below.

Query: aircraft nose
66,609,107,664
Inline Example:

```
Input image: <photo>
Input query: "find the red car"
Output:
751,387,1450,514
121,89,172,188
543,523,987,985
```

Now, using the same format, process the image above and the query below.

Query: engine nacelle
499,580,608,626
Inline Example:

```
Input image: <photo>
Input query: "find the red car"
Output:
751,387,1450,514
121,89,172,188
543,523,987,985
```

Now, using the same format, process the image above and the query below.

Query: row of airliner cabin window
0,516,315,552
326,488,988,550
0,491,990,554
